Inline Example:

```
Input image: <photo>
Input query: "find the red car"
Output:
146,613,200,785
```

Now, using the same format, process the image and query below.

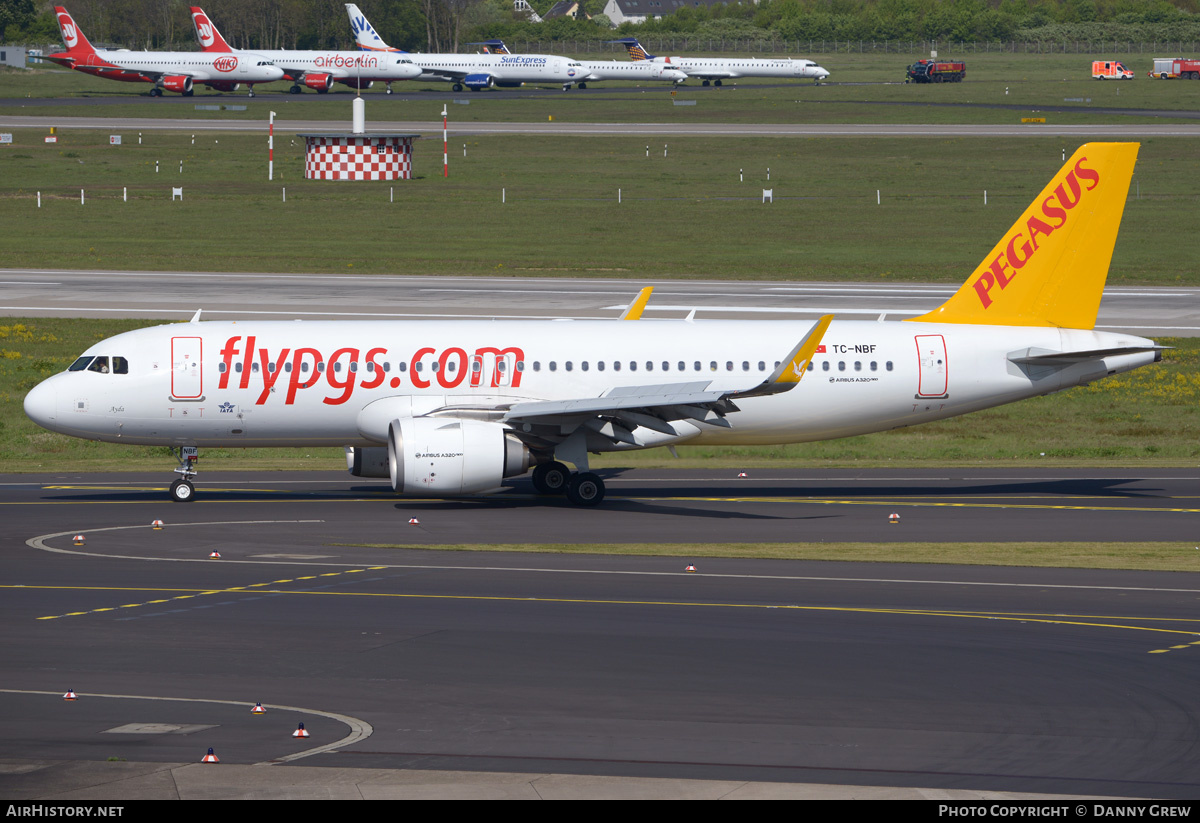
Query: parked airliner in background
45,6,283,97
612,37,829,85
188,7,420,94
468,40,512,55
345,3,586,91
24,144,1160,508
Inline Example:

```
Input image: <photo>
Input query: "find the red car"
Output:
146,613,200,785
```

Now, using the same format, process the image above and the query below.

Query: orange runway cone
251,702,266,715
889,512,900,524
201,747,219,763
293,722,310,738
151,519,164,530
209,550,221,559
408,517,420,525
72,534,85,546
685,564,697,573
63,689,77,701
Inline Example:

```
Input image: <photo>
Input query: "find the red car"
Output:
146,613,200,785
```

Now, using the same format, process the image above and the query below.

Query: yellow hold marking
910,142,1139,330
619,286,654,320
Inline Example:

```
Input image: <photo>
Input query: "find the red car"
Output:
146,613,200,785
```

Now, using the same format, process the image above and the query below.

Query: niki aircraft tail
911,142,1139,330
53,6,97,55
189,7,235,52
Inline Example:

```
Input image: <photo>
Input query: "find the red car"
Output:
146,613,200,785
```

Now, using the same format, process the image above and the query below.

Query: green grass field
1,52,1195,497
5,51,1200,125
0,130,1197,282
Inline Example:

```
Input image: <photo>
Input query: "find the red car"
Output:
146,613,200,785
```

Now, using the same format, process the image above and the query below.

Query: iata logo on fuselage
213,56,238,72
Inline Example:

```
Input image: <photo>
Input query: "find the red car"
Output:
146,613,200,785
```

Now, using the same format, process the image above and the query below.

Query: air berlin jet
24,144,1161,507
189,7,420,95
45,6,283,96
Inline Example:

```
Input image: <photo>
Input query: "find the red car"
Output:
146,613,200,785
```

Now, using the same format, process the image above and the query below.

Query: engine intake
463,73,494,90
388,418,530,495
161,75,193,94
345,446,389,478
305,73,334,91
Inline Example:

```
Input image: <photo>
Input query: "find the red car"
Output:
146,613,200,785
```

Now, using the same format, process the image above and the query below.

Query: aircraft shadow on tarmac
37,473,1161,509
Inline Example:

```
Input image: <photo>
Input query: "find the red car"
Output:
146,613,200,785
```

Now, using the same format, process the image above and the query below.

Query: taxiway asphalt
3,468,1200,798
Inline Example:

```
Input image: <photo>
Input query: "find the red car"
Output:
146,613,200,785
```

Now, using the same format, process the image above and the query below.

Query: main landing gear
169,447,198,503
532,461,605,506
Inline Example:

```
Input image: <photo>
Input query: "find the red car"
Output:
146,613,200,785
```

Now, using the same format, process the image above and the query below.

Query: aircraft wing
274,63,352,79
684,70,738,80
472,315,833,448
418,67,472,81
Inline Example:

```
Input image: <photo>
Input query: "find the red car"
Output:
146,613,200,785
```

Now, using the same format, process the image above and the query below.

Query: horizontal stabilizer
1008,345,1166,365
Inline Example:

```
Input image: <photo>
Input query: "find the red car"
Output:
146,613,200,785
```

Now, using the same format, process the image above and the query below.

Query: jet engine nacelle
305,73,334,91
388,418,530,495
463,73,494,90
161,75,193,94
345,446,390,478
207,81,241,92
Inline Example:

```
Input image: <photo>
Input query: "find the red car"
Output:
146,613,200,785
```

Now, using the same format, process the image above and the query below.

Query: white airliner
44,6,283,97
187,7,421,95
572,57,689,88
613,37,830,86
345,3,587,91
24,144,1161,508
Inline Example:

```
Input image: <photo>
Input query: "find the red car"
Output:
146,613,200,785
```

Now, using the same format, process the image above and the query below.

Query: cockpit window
87,356,110,374
68,356,93,372
112,356,129,375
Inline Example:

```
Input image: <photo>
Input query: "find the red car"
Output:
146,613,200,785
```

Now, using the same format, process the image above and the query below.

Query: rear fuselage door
915,334,948,397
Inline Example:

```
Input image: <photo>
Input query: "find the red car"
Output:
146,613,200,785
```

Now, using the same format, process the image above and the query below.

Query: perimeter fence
511,39,1200,56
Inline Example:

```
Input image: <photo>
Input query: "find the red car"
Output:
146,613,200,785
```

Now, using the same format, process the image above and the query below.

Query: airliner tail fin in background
189,7,234,52
346,3,400,52
911,142,1139,330
53,6,96,54
608,38,653,61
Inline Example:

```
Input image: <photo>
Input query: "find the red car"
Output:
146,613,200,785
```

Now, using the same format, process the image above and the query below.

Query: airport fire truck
905,59,965,83
1148,57,1200,79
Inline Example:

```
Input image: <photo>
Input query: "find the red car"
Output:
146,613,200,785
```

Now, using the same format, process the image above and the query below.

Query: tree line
5,0,1200,50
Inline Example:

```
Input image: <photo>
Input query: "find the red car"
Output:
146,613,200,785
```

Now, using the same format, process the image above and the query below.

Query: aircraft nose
23,378,57,430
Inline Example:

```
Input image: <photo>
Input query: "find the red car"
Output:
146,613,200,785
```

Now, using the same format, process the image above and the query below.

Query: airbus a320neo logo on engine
213,56,239,72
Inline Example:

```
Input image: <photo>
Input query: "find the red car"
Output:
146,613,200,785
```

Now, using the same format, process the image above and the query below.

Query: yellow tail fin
910,142,1139,330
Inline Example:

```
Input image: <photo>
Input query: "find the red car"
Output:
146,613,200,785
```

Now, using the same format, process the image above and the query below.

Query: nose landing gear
170,447,198,503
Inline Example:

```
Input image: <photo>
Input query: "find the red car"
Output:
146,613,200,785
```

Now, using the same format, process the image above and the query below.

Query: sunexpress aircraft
24,145,1161,507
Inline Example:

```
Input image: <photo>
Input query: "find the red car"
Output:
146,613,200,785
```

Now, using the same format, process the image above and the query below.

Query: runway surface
4,468,1200,798
3,269,1197,336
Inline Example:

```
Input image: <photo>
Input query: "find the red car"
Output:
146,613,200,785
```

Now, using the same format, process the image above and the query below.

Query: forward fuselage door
915,334,948,398
171,336,203,399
